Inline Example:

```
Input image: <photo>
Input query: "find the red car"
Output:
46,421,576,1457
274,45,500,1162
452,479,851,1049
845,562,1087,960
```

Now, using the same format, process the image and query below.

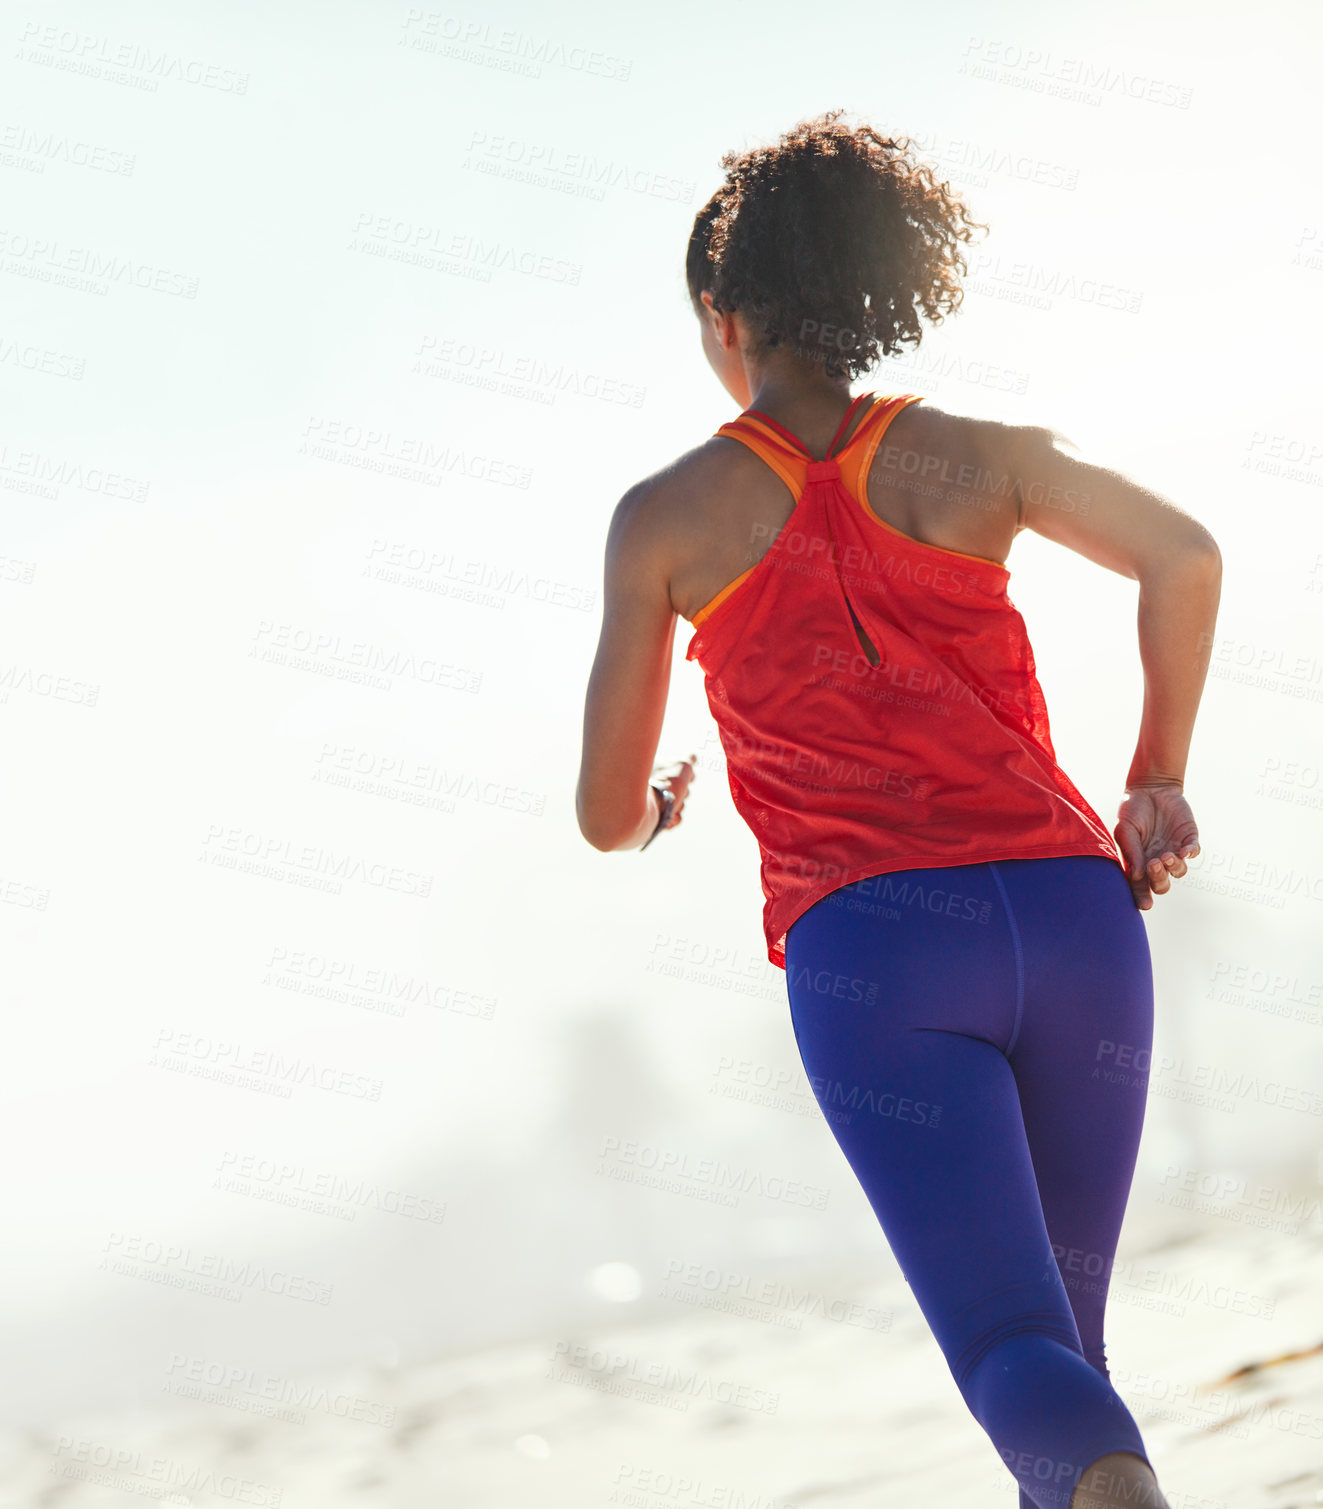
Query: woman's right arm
1004,422,1222,907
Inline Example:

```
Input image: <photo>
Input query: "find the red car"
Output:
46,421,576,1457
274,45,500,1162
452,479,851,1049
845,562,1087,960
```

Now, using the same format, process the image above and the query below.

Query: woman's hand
1114,783,1200,910
651,753,699,834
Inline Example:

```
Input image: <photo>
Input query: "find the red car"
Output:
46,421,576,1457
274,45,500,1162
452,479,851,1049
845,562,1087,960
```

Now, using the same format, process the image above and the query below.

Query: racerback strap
713,392,919,507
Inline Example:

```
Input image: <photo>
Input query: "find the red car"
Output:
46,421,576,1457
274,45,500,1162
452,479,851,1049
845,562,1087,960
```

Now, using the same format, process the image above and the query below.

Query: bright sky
1,0,1320,1425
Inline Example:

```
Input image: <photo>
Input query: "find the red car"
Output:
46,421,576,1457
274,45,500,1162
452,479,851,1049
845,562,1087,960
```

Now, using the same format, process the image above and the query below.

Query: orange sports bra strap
713,416,807,498
828,389,875,455
839,392,926,501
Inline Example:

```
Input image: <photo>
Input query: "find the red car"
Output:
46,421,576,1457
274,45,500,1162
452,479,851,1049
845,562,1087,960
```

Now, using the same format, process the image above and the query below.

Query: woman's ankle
1069,1451,1169,1509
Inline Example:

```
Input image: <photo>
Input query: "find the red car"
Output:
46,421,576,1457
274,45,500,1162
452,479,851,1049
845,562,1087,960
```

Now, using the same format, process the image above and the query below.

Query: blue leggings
784,855,1155,1509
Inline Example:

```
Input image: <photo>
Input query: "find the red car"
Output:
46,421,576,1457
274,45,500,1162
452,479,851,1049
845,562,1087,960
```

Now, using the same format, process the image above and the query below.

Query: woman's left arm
576,481,684,851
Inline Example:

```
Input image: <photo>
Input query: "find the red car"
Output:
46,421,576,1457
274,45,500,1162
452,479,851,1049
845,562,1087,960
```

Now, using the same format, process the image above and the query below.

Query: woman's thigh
783,861,1088,1386
994,855,1154,1371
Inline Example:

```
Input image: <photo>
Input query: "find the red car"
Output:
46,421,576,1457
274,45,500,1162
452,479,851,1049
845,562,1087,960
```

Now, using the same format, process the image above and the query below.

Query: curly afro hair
686,109,987,382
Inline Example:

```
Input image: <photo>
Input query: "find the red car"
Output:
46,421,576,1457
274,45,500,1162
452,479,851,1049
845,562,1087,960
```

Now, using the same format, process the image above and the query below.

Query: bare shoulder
602,437,733,581
868,395,1052,557
890,394,1217,574
610,435,744,545
620,435,740,509
883,394,1045,472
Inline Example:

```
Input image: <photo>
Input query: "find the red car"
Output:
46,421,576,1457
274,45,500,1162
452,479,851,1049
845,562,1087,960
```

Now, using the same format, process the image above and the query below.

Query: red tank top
684,389,1127,970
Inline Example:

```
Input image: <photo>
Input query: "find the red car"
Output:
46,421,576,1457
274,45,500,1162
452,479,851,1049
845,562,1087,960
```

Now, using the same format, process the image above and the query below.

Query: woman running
575,110,1220,1509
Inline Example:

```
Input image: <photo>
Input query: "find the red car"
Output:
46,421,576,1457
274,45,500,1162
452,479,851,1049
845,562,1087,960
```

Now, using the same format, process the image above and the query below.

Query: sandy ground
4,1216,1321,1509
